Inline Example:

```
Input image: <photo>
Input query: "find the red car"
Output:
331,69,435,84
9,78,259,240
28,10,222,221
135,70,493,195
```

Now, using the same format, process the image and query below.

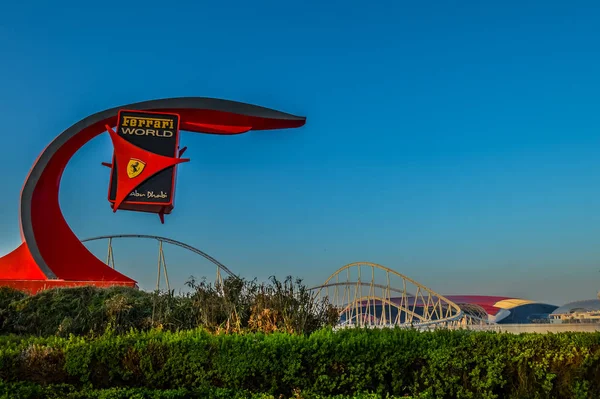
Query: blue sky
1,0,600,304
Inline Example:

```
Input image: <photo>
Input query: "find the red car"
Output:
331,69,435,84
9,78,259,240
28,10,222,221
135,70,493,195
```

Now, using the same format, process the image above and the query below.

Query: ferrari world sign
0,97,306,293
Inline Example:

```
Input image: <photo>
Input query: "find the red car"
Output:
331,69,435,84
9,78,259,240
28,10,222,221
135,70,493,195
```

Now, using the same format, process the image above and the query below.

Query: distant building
549,299,600,324
441,295,558,324
340,295,558,326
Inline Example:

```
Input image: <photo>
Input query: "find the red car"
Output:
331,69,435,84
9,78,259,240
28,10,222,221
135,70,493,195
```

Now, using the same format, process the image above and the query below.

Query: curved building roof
551,299,600,315
441,295,536,316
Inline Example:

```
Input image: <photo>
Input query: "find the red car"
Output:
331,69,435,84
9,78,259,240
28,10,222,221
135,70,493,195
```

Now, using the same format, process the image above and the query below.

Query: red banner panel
107,110,183,216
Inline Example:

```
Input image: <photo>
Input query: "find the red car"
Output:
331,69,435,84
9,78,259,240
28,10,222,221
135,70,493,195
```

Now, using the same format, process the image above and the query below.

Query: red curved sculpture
0,98,305,293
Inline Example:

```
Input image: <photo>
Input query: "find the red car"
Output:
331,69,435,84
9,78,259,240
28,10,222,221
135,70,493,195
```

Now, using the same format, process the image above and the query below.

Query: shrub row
0,277,337,337
0,328,599,398
0,382,406,399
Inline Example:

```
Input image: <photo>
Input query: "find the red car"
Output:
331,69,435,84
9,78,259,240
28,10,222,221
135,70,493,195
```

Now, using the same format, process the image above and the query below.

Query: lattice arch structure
81,234,237,291
310,262,468,329
455,303,491,326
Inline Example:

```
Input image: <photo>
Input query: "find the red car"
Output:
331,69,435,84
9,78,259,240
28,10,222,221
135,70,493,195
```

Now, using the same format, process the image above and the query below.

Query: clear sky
1,0,599,305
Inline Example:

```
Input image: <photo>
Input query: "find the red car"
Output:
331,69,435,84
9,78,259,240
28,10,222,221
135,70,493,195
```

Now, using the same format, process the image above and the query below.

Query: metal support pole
160,242,170,292
156,240,162,291
106,237,115,269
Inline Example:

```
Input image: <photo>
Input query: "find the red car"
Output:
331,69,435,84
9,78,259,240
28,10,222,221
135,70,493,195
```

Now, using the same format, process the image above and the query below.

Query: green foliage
1,280,599,398
0,329,598,398
0,381,411,398
0,287,26,331
0,276,337,337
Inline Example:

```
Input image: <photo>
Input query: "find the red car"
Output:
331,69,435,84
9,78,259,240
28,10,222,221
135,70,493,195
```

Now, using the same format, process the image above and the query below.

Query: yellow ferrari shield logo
127,158,146,178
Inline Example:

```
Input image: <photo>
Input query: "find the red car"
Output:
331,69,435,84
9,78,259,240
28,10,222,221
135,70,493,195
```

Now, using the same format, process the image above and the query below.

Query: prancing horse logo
127,158,146,178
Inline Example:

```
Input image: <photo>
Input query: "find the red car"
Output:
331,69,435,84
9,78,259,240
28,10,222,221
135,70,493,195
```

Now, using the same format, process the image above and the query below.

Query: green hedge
0,382,406,399
0,328,599,398
0,280,337,337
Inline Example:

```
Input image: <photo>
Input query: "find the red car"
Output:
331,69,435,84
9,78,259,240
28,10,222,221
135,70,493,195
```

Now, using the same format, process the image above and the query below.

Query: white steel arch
310,262,467,328
81,234,237,291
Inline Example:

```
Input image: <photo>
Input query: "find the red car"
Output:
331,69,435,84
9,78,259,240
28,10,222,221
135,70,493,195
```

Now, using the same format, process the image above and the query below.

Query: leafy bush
0,381,411,398
0,276,337,337
0,328,598,398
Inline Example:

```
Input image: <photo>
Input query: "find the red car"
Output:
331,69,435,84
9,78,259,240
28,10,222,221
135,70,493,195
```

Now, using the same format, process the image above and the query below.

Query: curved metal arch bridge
310,262,491,329
81,234,237,291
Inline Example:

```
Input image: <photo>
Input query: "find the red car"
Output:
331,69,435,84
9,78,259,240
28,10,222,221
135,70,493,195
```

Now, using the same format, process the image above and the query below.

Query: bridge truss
81,234,236,291
310,262,491,329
